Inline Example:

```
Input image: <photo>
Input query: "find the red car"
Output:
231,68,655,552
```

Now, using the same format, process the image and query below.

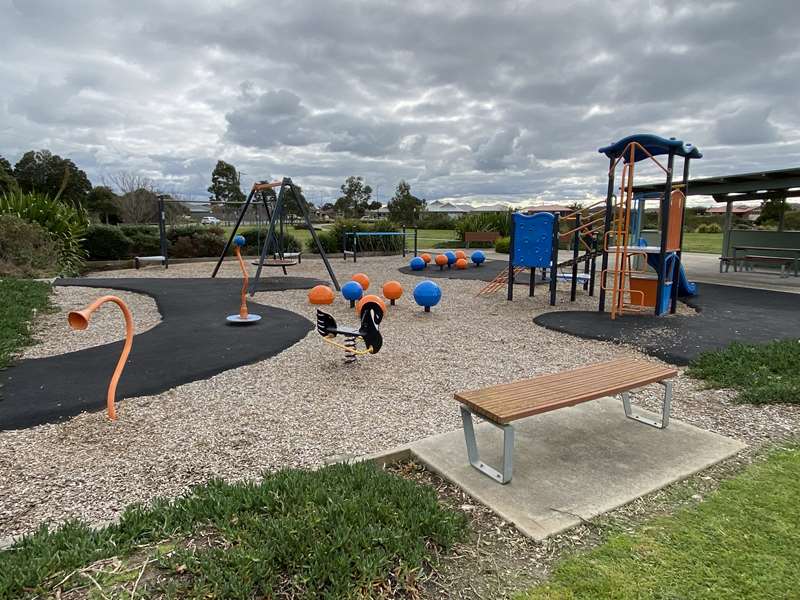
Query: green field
682,232,723,254
519,444,800,600
0,279,52,369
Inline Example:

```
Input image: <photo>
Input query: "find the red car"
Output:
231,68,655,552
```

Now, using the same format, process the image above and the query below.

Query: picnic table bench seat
455,358,678,484
740,255,794,278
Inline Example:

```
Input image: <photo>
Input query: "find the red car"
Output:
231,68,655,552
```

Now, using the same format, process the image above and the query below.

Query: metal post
157,196,168,268
655,152,675,315
507,213,516,301
598,156,615,312
414,227,418,256
589,235,598,296
353,231,357,263
670,158,691,313
402,226,406,258
549,213,559,306
292,179,341,290
570,212,580,301
212,186,256,277
250,183,285,294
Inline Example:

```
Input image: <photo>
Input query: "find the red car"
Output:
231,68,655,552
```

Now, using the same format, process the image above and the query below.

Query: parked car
201,216,221,225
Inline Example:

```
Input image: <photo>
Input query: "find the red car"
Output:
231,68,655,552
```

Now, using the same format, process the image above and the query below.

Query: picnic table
732,246,800,277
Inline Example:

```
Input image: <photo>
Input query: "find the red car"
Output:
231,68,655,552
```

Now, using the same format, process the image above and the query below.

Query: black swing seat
251,259,297,267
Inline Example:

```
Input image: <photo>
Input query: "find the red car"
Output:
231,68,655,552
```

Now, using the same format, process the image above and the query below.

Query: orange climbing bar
68,295,134,421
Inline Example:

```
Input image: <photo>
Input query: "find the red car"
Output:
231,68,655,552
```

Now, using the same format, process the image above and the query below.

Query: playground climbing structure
597,134,702,319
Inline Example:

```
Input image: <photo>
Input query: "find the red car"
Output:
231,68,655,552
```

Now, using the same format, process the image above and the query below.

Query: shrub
0,214,60,277
124,229,163,256
695,223,722,234
495,236,510,253
82,225,133,260
0,189,88,275
238,227,301,255
167,224,224,242
170,236,197,258
455,211,511,240
307,219,403,254
417,211,455,230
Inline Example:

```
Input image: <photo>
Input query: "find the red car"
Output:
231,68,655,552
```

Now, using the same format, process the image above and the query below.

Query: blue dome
342,280,364,301
444,251,457,264
413,280,442,308
409,256,426,271
471,250,486,264
233,234,246,247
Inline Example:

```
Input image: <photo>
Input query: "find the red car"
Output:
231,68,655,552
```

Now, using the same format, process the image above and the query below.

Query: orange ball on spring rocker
382,280,403,305
356,294,386,317
308,285,335,305
421,253,432,264
455,258,468,269
352,272,370,290
455,250,467,260
434,254,448,270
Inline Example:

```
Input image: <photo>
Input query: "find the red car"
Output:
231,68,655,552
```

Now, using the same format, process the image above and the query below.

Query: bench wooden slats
455,358,676,424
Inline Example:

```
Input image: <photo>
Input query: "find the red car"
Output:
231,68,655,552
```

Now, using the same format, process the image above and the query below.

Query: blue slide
639,239,697,297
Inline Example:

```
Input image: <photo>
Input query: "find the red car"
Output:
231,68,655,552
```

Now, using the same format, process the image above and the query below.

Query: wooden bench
718,256,736,273
464,231,500,248
740,255,793,278
455,358,678,484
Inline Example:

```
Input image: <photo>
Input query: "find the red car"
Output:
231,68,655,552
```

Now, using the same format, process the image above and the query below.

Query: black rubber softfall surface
534,283,800,366
0,277,322,430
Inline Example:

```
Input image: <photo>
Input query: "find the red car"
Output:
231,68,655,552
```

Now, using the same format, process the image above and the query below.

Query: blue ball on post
413,280,442,313
409,256,426,271
233,234,246,247
444,251,457,267
342,280,364,308
471,250,486,266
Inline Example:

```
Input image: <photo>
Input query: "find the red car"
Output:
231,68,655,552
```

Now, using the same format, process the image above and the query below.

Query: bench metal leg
460,406,515,484
621,380,672,429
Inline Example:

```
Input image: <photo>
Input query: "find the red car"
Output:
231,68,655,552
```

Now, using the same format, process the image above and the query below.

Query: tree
208,160,245,218
757,197,788,229
119,188,159,224
102,171,156,195
13,150,92,206
368,200,382,211
0,156,17,196
335,176,372,218
388,180,425,226
84,186,120,224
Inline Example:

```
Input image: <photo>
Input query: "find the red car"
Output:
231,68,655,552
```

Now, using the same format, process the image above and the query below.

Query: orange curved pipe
68,295,134,421
234,246,249,319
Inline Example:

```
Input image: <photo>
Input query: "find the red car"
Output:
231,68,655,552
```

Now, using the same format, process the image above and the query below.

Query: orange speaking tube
235,245,249,319
68,295,134,421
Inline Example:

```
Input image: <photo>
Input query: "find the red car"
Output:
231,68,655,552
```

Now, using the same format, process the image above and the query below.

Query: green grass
518,444,800,600
0,462,465,599
681,232,723,254
0,278,52,369
688,339,800,404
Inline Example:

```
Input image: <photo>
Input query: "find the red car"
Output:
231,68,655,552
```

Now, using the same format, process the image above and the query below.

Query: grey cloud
0,0,799,203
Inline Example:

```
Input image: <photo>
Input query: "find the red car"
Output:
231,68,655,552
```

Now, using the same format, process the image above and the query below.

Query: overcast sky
1,0,798,206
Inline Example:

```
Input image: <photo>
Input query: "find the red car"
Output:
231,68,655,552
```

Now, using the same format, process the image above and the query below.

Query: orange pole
68,296,134,421
234,246,249,319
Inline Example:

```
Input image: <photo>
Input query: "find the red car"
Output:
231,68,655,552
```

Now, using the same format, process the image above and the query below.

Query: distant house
706,204,760,221
426,200,510,218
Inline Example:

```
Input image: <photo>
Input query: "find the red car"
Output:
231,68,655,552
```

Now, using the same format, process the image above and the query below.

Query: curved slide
640,240,697,296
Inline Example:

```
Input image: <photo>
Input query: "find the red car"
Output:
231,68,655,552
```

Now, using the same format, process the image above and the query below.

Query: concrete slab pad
410,397,746,540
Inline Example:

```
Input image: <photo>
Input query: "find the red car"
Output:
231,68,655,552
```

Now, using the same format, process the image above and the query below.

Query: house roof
519,204,573,214
706,205,756,215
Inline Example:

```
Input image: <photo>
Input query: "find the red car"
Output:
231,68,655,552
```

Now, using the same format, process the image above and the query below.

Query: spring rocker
310,287,385,364
68,296,134,421
227,235,261,324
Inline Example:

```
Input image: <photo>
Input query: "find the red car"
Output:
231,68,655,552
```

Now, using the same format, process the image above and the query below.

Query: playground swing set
212,177,340,294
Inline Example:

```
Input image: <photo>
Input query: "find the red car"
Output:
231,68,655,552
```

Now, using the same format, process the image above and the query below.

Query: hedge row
82,224,301,261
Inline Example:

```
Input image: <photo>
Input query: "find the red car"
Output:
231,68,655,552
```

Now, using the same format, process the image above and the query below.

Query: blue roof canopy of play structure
598,134,702,162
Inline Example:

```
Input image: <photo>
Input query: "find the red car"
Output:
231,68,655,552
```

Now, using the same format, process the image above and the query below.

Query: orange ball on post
382,280,403,305
421,253,432,264
434,254,448,270
356,294,386,317
455,250,467,260
352,272,370,291
308,285,335,305
455,258,468,269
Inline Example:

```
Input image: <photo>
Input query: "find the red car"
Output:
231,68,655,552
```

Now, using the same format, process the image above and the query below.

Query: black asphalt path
0,277,321,430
